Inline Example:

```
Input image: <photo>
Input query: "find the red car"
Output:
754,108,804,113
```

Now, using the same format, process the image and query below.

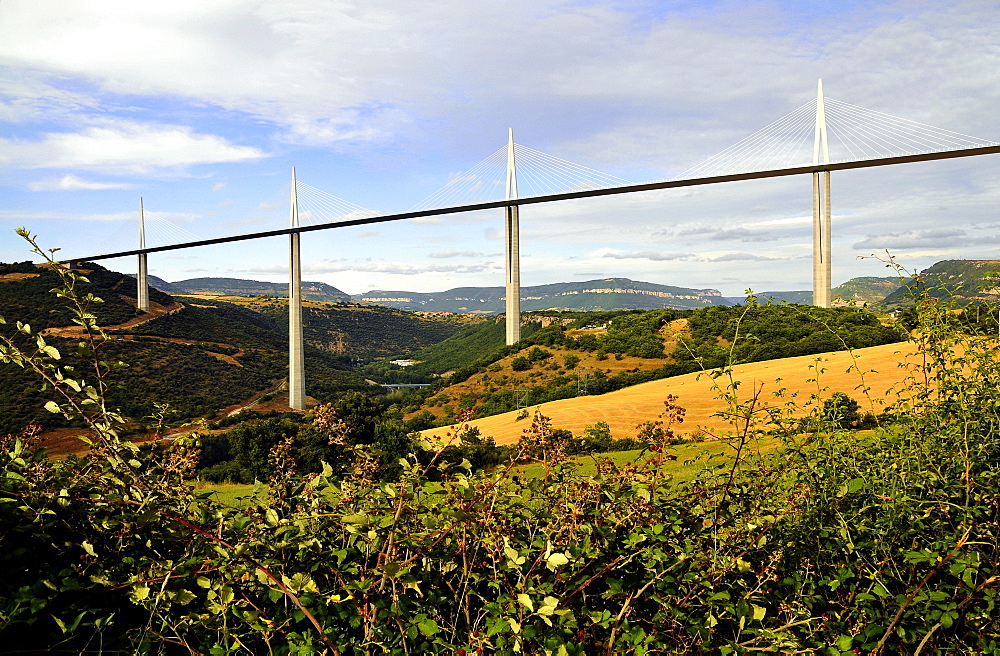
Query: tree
823,392,861,429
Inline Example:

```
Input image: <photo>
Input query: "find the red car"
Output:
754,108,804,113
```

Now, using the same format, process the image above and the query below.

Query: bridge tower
288,168,306,410
137,197,149,312
505,128,521,345
812,79,832,308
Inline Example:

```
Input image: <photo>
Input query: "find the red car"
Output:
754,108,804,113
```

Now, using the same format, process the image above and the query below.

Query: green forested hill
833,276,902,304
880,259,1000,307
2,262,468,435
251,300,466,360
0,261,173,329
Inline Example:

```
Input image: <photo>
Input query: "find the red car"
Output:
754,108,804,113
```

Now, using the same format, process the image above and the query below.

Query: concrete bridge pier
812,79,832,308
288,168,306,410
137,197,150,312
504,128,522,345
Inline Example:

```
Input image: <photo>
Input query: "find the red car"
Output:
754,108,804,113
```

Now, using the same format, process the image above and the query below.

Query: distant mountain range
353,278,727,313
143,261,1000,313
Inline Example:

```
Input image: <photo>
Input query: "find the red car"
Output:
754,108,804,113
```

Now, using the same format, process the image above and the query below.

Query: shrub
3,236,1000,653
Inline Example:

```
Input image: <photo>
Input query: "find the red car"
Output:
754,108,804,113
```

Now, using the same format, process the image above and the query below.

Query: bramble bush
2,233,999,653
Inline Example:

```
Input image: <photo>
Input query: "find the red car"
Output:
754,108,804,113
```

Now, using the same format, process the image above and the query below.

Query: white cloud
0,209,133,221
2,1,999,295
212,182,226,192
0,121,265,174
429,250,484,258
28,174,132,191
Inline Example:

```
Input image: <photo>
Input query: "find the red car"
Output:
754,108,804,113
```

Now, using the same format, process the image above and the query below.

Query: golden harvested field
423,341,924,445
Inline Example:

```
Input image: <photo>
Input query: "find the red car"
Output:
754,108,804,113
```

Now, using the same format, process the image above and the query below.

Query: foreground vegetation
2,234,999,653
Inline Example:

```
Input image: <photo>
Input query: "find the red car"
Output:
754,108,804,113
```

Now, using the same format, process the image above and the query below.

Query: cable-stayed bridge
63,81,1000,409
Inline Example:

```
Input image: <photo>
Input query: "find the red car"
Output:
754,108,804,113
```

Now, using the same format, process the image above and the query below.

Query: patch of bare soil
0,272,41,282
40,300,184,337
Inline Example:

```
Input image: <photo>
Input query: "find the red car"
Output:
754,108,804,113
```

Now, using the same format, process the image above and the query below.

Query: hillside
404,303,904,425
150,275,351,303
833,275,902,304
0,262,466,436
355,277,726,313
881,259,1000,307
207,296,469,360
725,276,904,306
422,340,921,444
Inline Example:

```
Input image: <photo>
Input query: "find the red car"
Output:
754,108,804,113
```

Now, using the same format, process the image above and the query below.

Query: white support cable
826,106,926,155
827,98,993,146
671,94,998,180
673,101,817,178
410,147,507,210
141,210,202,246
820,98,998,163
411,141,630,209
514,148,630,193
514,144,630,188
295,182,378,225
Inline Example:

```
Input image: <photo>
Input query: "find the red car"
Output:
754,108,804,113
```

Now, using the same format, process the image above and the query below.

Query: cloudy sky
1,0,998,296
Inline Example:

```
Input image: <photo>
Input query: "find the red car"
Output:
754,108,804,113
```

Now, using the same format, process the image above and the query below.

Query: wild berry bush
2,233,999,653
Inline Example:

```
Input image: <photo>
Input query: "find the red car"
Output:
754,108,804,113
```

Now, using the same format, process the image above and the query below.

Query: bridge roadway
65,144,1000,265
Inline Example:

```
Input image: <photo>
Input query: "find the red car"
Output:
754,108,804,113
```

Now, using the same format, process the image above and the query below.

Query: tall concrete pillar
812,79,832,308
504,128,521,345
288,168,306,410
137,197,150,312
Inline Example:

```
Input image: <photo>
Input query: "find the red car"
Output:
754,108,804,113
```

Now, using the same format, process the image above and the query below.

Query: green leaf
751,604,766,621
283,572,317,594
538,596,559,616
264,508,280,527
546,552,570,571
517,593,534,612
81,541,96,557
172,589,197,605
417,618,439,636
44,401,60,414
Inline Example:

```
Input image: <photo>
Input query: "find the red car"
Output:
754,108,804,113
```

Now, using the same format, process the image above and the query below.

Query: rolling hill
423,340,921,445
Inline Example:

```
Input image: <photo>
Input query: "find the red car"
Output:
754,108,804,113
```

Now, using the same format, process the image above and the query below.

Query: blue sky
1,0,998,296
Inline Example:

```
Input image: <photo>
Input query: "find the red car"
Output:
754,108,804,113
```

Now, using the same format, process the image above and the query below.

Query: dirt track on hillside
423,341,925,445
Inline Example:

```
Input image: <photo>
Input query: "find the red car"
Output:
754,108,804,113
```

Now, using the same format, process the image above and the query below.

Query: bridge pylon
137,197,149,312
812,79,832,308
288,168,306,410
505,128,521,345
